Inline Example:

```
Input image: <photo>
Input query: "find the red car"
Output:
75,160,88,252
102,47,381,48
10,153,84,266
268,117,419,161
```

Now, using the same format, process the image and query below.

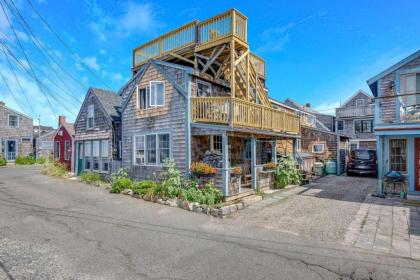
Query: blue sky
0,0,419,127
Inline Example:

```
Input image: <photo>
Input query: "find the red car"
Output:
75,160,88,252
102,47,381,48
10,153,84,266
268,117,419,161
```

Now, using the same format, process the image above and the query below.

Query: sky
0,0,419,127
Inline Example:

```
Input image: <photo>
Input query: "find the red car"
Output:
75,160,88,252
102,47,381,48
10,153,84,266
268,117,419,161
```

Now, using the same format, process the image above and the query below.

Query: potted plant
263,162,277,171
190,162,217,178
232,166,242,177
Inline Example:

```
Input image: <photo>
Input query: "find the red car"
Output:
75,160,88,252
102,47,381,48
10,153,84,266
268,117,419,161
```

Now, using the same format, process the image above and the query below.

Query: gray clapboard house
335,90,376,150
0,101,33,161
74,88,122,176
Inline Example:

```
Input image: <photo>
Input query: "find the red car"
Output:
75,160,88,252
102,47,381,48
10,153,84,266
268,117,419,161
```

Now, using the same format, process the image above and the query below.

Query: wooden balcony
336,106,374,118
132,9,265,78
191,97,300,134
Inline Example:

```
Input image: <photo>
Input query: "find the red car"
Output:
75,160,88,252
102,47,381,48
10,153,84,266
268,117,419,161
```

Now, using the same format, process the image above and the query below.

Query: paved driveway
0,166,419,279
231,175,376,243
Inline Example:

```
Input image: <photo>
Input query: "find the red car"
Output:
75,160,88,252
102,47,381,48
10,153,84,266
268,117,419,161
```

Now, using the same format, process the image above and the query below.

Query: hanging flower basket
191,162,217,178
263,162,278,171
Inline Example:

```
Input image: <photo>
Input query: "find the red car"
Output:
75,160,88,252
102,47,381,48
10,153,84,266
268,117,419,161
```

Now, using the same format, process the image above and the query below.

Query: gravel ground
230,175,376,243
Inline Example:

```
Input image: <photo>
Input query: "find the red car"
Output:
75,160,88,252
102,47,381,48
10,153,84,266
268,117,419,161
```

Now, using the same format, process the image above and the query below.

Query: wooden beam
169,52,194,65
234,49,249,66
230,40,235,98
215,55,230,80
201,44,227,74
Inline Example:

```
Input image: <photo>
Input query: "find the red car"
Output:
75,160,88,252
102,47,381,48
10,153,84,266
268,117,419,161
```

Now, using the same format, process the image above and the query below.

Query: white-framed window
337,120,344,131
135,135,145,165
354,119,374,133
149,81,165,107
355,99,365,107
196,80,212,97
210,135,222,153
87,104,94,129
137,85,150,110
389,139,407,172
101,140,109,172
8,114,18,128
55,141,60,160
64,141,70,160
312,143,324,153
350,142,359,151
134,133,170,166
400,73,420,107
92,140,100,170
84,141,91,170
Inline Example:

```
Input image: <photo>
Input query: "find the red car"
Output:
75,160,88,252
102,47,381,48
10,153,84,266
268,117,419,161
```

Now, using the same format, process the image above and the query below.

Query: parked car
347,149,377,176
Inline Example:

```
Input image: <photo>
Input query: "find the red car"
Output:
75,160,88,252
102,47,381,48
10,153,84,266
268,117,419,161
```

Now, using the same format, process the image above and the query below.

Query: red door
415,139,420,191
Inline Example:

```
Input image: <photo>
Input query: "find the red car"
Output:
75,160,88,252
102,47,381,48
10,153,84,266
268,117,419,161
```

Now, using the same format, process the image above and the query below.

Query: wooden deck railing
133,9,249,67
191,97,300,134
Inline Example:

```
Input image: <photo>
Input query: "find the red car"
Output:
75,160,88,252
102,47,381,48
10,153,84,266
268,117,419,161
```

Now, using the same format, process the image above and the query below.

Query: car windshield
351,150,375,160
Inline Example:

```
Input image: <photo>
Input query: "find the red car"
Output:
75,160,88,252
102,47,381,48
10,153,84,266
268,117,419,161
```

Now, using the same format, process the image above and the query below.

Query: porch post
377,135,384,196
292,138,297,160
222,132,229,196
271,140,277,163
251,137,257,190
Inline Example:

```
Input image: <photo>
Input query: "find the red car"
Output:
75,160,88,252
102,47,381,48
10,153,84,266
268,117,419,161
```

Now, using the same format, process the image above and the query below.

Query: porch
191,129,295,198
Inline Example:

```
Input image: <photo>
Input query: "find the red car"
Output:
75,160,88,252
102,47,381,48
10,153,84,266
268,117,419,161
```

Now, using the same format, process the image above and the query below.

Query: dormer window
355,99,365,107
150,81,165,106
87,105,94,129
8,115,18,128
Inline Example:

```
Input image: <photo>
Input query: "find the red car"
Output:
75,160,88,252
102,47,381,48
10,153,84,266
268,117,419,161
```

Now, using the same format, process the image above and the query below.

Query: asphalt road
0,166,419,280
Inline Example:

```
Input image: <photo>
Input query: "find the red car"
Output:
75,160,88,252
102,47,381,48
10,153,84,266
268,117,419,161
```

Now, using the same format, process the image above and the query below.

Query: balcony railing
376,93,420,125
191,97,300,134
133,9,257,68
336,106,375,118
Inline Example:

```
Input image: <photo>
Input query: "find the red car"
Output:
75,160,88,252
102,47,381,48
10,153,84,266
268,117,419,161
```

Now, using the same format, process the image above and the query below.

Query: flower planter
229,174,242,195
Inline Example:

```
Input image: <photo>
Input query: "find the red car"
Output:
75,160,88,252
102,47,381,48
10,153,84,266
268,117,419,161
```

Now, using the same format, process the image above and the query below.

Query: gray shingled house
74,88,122,176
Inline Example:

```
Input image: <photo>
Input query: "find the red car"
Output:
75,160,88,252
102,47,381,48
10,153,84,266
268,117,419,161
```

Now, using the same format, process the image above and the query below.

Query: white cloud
88,22,106,41
314,101,340,115
257,10,328,53
180,7,200,18
111,72,123,82
99,48,106,55
81,56,100,71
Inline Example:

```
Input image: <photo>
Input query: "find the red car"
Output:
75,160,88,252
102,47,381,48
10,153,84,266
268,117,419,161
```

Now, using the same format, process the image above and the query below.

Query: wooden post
246,54,250,101
377,135,384,196
272,140,277,163
222,132,229,196
230,40,235,98
251,137,257,190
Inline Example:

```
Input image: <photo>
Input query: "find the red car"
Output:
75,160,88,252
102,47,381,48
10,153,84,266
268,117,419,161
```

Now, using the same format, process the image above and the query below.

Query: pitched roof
62,122,74,136
340,90,371,107
90,87,121,119
284,98,318,114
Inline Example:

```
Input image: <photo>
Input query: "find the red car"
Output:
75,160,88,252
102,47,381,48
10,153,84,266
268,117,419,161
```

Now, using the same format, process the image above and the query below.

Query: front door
6,140,16,161
77,142,83,175
415,138,420,191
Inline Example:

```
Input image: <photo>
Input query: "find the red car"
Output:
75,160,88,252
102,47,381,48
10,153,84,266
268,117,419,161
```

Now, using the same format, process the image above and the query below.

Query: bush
132,180,158,196
15,155,36,165
275,156,300,188
41,161,68,177
154,159,182,199
80,172,101,185
37,157,47,164
110,168,129,185
0,155,6,166
111,177,132,193
180,182,223,206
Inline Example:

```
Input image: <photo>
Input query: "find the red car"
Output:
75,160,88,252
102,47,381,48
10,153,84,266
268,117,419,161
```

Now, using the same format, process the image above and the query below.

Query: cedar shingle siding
121,63,188,180
0,103,33,160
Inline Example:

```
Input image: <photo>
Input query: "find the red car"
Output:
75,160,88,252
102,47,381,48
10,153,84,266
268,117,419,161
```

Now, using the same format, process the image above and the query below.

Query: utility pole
37,115,41,160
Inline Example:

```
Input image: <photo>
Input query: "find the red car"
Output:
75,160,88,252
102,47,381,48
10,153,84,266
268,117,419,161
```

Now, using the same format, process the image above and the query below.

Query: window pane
92,141,100,156
406,75,416,93
135,136,145,165
101,140,108,157
159,134,170,164
156,83,164,105
102,157,109,171
146,135,156,164
85,142,91,156
390,139,407,172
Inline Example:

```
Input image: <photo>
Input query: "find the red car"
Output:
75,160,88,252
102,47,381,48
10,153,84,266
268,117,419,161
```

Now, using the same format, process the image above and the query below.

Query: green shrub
274,156,300,189
153,159,182,199
36,157,47,164
180,182,223,206
0,155,6,166
132,180,158,195
15,155,36,165
110,168,129,185
111,177,132,193
80,172,101,185
41,161,68,177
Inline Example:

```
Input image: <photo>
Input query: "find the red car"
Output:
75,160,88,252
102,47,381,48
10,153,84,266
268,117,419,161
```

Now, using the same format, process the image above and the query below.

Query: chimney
305,103,311,108
58,116,66,126
0,101,5,107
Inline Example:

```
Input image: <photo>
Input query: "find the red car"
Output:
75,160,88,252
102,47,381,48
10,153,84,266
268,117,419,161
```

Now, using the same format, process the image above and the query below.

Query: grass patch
80,172,101,185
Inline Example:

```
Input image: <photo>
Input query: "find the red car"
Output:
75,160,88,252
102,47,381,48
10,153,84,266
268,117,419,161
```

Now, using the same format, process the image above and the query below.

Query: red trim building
53,116,74,171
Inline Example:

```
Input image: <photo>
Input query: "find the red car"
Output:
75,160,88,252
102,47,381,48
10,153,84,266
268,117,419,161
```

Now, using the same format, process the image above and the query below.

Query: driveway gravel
231,175,376,242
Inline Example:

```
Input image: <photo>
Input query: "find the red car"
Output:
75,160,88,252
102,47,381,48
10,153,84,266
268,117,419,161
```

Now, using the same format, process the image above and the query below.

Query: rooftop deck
132,9,265,78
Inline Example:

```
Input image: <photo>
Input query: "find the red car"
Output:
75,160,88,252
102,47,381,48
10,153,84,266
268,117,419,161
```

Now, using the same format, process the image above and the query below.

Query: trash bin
325,160,337,175
313,162,324,176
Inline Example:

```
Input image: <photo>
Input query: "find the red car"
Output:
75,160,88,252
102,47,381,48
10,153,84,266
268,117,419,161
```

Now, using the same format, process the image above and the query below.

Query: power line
0,63,29,115
0,0,57,118
26,0,113,89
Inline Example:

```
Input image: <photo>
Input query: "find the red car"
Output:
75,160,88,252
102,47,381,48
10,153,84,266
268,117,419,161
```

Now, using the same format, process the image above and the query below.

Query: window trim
312,143,325,153
388,138,408,174
149,81,165,107
337,120,344,131
133,132,171,166
83,139,110,173
54,141,60,160
64,140,70,160
7,114,19,128
353,119,374,134
87,104,94,129
196,80,213,97
355,99,365,107
210,135,222,153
